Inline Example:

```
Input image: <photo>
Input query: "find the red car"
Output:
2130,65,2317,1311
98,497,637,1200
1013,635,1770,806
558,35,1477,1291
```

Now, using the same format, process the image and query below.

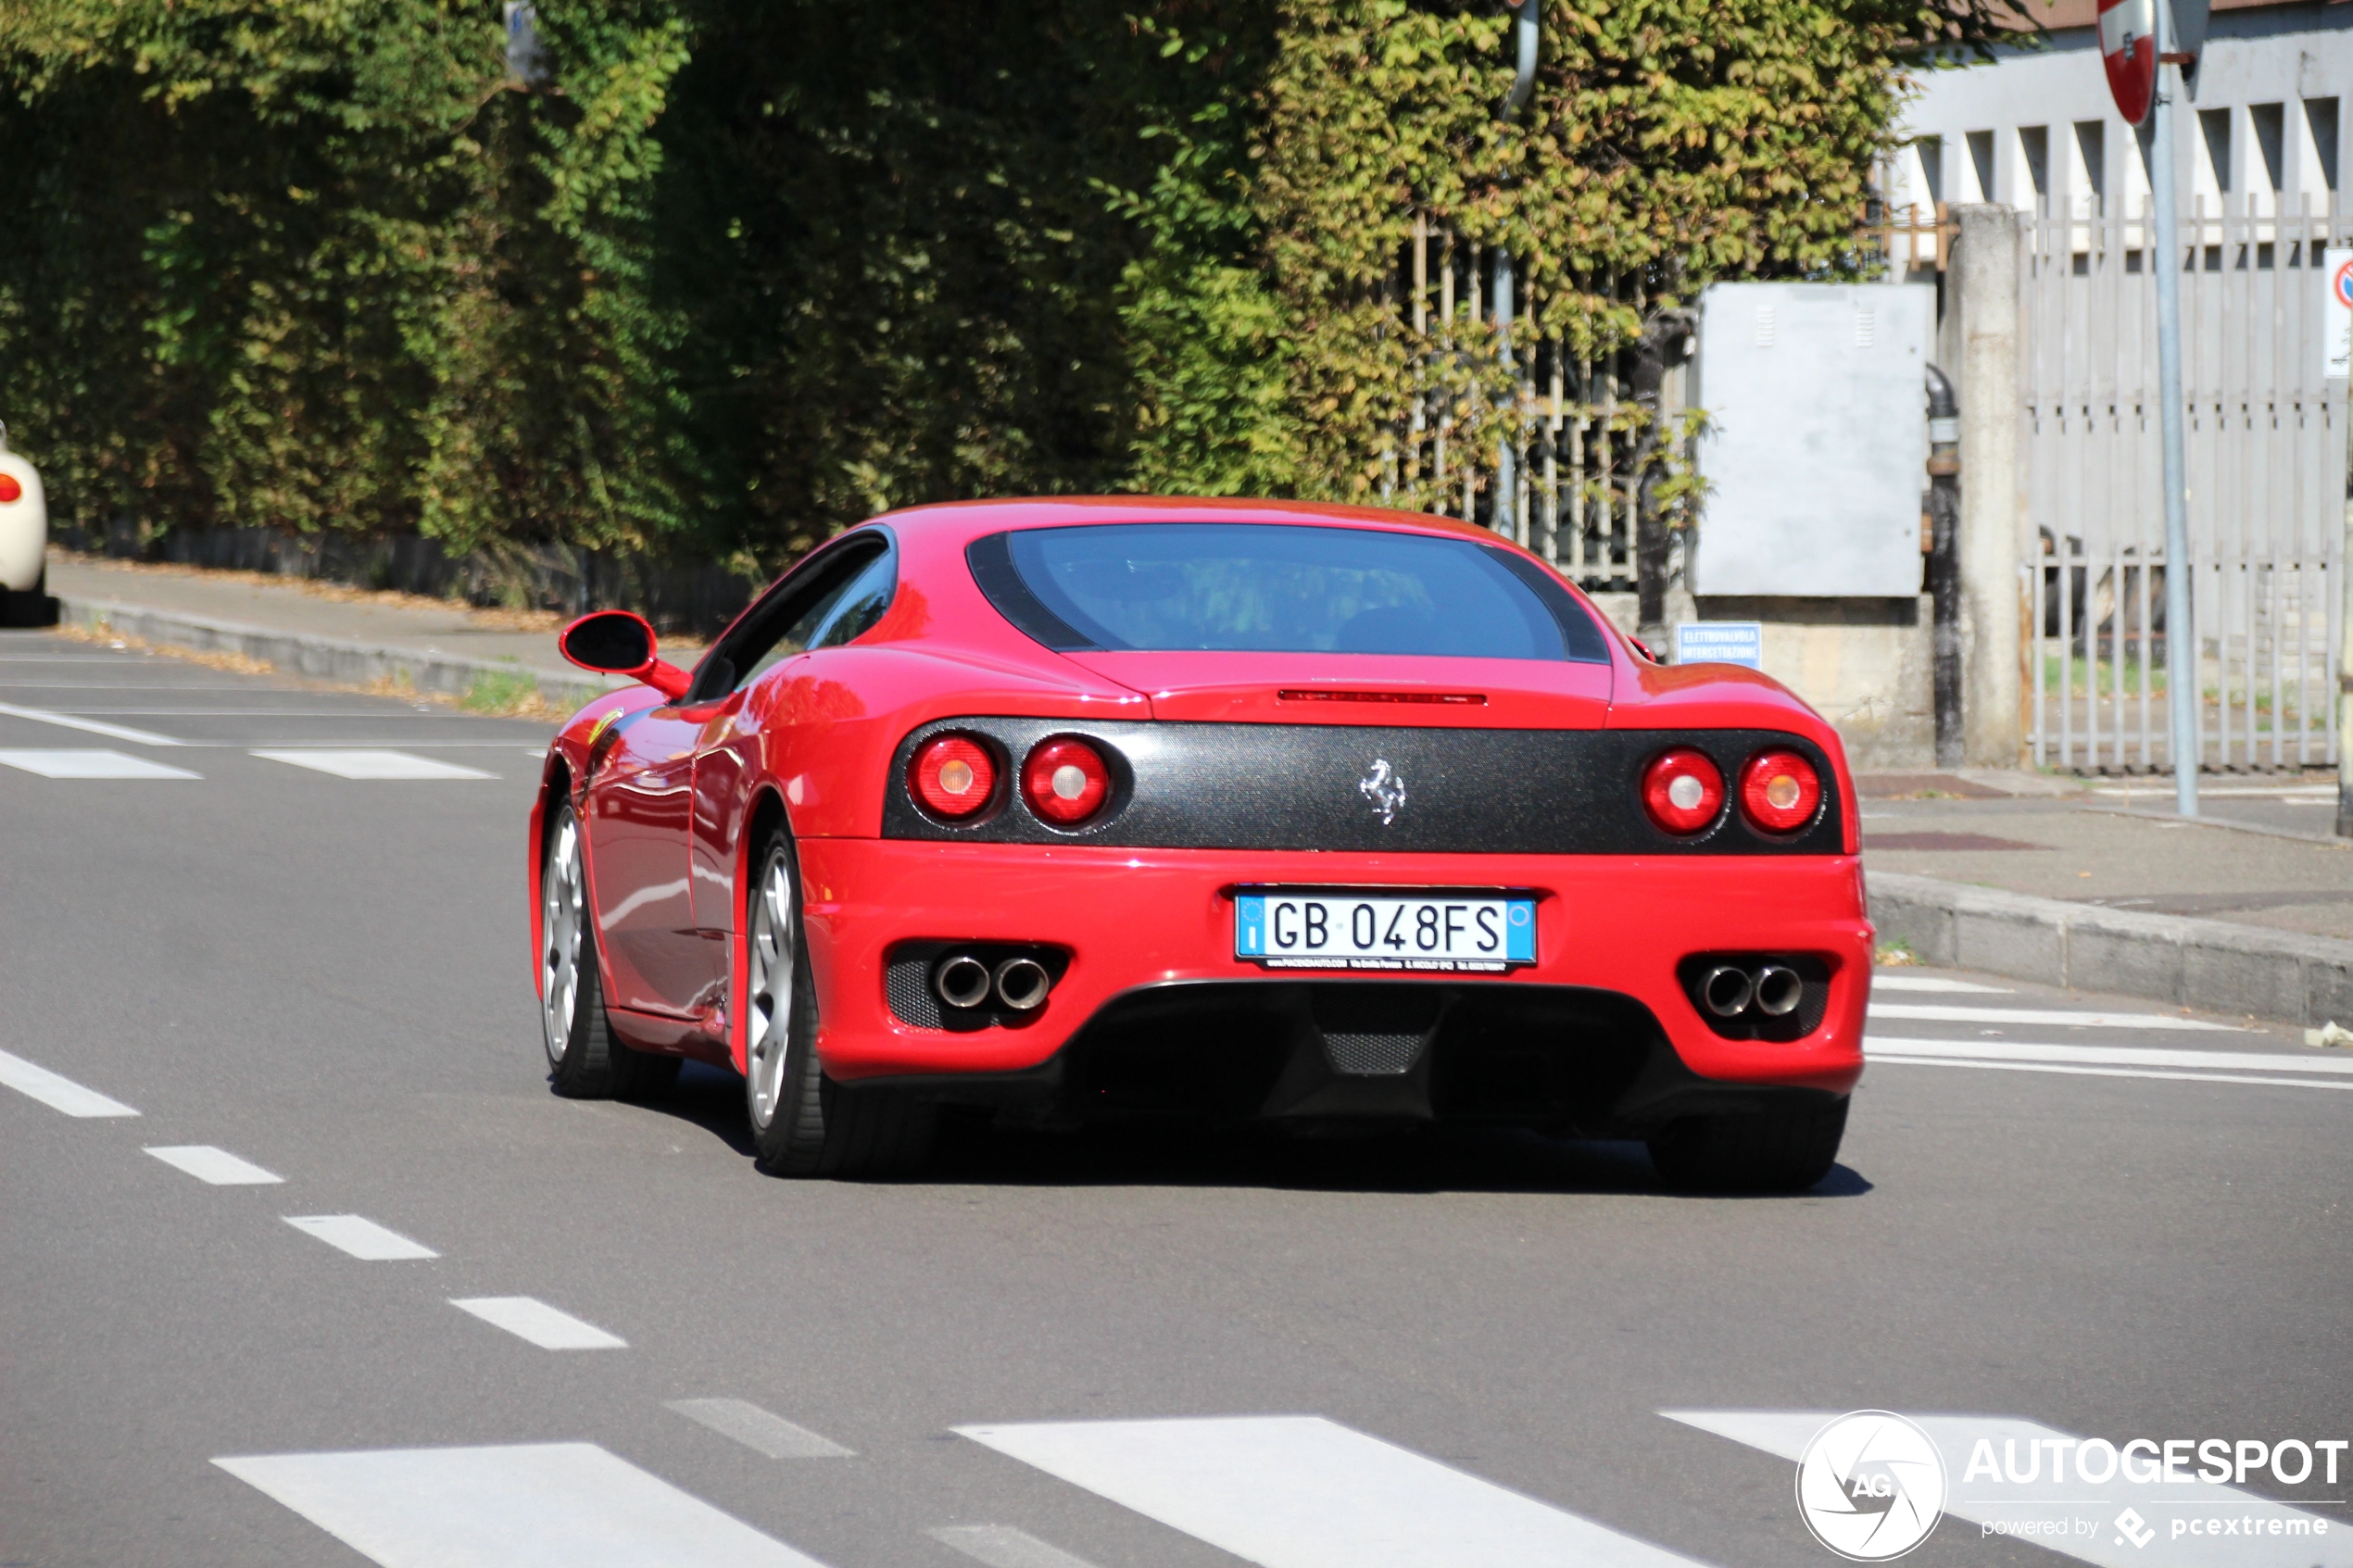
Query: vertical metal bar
1494,247,1518,543
2150,18,2198,809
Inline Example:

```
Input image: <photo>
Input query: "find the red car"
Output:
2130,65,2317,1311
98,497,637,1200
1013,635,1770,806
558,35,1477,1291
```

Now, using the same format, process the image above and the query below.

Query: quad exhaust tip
1754,963,1803,1017
932,950,1054,1011
992,956,1051,1011
1700,964,1755,1019
934,954,993,1010
1698,960,1805,1021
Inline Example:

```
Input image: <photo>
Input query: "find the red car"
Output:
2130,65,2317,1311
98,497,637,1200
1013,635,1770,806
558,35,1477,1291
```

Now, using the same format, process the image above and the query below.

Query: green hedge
0,0,2006,572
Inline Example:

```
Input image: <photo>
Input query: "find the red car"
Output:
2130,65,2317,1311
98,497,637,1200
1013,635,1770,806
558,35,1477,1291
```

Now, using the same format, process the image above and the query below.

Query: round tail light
1022,737,1110,825
1641,748,1725,835
911,734,997,819
1740,749,1822,834
0,474,19,504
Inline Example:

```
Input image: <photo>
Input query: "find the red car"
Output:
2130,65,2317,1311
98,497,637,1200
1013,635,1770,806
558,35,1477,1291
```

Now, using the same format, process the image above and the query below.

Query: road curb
1868,870,2353,1028
55,596,616,710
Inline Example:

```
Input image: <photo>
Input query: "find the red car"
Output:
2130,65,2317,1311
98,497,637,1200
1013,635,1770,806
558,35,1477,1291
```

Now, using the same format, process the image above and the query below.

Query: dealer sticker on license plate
1234,889,1537,972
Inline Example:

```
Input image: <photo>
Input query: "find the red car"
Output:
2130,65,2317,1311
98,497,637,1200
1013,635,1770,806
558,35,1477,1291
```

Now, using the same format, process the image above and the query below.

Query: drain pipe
1490,3,1539,544
1502,0,1539,119
1925,364,1962,768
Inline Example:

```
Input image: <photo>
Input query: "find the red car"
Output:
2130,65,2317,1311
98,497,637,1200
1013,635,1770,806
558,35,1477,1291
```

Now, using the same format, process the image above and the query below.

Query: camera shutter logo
1795,1411,1948,1561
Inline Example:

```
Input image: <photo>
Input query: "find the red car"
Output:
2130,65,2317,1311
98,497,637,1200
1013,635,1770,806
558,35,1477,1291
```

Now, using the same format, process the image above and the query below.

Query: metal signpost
2099,0,2197,815
2331,246,2353,835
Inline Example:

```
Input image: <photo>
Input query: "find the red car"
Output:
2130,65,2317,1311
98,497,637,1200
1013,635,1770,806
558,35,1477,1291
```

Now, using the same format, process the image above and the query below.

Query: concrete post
1949,205,2025,768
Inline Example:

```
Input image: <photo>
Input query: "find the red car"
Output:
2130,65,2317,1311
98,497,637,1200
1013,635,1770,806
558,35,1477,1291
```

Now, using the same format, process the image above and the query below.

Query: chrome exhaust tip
1700,964,1755,1019
992,956,1052,1012
1754,963,1804,1017
934,953,992,1010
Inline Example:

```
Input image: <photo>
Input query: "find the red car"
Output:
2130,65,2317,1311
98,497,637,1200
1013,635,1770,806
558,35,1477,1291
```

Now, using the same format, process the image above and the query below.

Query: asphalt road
4,626,2349,1568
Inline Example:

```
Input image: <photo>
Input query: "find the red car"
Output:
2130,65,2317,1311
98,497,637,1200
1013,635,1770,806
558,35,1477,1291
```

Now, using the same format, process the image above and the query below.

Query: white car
0,421,52,626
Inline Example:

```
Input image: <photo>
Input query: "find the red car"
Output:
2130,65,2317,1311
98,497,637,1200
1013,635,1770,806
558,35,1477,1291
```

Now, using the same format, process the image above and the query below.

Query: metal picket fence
1383,213,1662,592
2016,194,2349,772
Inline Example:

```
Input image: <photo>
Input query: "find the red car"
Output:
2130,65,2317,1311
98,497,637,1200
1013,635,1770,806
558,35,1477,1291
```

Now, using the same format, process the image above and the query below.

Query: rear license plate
1234,889,1537,972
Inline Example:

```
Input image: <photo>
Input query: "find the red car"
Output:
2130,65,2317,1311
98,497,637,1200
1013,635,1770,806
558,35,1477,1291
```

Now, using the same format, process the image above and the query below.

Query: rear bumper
798,839,1869,1124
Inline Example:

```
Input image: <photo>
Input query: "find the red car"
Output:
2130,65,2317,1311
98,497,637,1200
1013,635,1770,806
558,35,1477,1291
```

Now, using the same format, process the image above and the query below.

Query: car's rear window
969,522,1607,663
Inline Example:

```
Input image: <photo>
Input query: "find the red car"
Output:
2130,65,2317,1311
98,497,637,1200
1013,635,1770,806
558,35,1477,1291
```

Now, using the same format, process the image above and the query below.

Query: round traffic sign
2334,259,2353,311
2097,0,2157,126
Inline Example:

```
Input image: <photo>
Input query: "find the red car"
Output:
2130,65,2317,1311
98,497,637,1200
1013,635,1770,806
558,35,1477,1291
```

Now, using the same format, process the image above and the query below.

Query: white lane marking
1869,974,2013,994
1867,1053,2353,1093
0,701,182,745
929,1524,1103,1568
1868,1003,2241,1032
449,1296,625,1349
1665,1410,2352,1568
2094,784,2337,797
252,749,495,780
0,748,200,779
214,1442,832,1568
956,1415,1715,1568
284,1214,438,1261
666,1399,854,1458
145,1145,283,1185
0,1049,139,1118
1868,1036,2353,1076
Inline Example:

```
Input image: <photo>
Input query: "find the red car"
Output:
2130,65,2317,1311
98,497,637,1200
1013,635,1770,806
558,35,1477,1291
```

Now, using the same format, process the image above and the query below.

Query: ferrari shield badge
2097,0,2157,126
1358,759,1406,825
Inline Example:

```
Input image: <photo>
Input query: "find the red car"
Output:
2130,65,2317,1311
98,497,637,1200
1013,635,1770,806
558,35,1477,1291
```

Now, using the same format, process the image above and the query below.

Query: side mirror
557,610,693,701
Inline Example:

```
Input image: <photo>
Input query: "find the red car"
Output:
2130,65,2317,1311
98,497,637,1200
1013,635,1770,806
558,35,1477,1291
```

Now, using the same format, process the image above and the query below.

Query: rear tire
0,566,58,628
743,824,934,1179
540,803,680,1101
1646,1098,1848,1194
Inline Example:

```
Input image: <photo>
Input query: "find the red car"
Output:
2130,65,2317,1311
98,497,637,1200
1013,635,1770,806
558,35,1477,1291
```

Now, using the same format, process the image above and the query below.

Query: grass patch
1874,939,1917,967
460,666,547,716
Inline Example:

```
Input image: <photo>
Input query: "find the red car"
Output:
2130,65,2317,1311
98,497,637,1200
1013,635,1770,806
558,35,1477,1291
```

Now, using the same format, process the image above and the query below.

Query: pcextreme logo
1795,1411,1950,1561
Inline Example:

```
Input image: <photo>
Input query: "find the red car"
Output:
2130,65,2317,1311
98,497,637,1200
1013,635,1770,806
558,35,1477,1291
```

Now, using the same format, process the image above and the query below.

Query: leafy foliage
0,0,2003,570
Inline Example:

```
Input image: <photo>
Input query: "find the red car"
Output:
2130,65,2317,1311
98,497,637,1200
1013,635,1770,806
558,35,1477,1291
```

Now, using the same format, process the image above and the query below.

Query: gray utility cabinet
1691,282,1933,597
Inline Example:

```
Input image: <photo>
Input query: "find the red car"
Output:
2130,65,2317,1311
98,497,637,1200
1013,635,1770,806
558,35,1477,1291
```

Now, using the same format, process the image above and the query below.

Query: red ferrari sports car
530,497,1869,1190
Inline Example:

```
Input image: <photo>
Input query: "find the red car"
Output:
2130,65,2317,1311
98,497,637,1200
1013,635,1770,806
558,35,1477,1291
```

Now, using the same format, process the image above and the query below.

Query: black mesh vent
885,957,946,1031
1323,1032,1426,1076
882,942,1070,1033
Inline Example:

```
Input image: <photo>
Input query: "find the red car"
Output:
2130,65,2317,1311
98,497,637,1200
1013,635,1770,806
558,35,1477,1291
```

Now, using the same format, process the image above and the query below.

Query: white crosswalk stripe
1666,1409,2353,1568
0,748,199,779
956,1415,1718,1568
0,701,182,745
666,1399,854,1458
929,1524,1103,1568
251,749,496,780
1869,1003,2241,1032
1861,973,2343,1089
1869,1037,2353,1078
214,1442,831,1568
1869,974,2012,994
0,1048,139,1117
284,1214,438,1261
449,1296,625,1349
145,1146,283,1185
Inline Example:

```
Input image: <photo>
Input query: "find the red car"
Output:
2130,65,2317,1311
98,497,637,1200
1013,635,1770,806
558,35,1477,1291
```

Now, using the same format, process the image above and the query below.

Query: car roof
867,495,1502,548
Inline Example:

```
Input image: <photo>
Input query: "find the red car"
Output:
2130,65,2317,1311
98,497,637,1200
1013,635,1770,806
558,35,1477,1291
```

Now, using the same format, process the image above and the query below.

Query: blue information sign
1674,621,1764,670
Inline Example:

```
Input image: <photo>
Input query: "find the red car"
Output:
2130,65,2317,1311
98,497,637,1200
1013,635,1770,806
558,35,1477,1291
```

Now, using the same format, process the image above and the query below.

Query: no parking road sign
2097,0,2158,124
2326,248,2353,382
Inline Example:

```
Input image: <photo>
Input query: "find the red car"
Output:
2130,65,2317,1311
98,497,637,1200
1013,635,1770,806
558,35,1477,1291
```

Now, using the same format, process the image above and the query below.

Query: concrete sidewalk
1857,771,2353,1028
40,549,2353,1029
47,552,703,709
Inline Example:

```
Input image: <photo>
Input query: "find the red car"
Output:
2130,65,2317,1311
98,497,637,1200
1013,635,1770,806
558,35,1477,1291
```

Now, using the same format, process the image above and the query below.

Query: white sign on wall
1674,621,1765,669
1692,282,1935,598
2326,248,2353,383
